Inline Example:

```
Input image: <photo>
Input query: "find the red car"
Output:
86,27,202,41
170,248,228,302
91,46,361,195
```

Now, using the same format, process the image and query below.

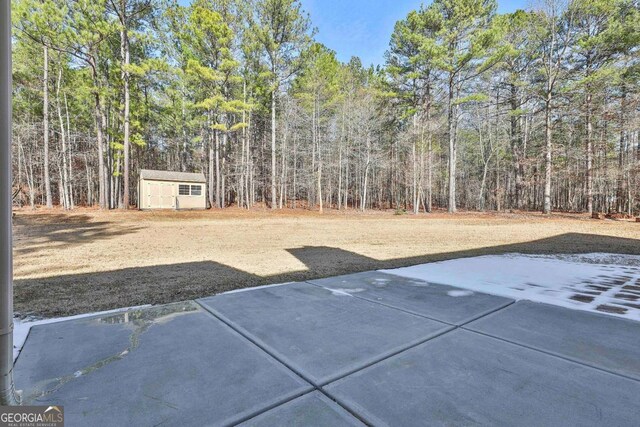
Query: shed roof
140,169,206,183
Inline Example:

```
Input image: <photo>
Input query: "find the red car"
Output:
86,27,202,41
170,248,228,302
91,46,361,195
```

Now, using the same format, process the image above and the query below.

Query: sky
302,0,530,68
178,0,530,68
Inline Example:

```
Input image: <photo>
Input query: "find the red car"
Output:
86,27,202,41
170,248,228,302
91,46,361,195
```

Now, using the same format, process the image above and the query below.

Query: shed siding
139,178,206,210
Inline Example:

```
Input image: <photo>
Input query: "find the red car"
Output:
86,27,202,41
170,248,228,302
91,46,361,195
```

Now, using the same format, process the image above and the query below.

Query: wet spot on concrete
615,293,639,301
570,294,595,303
596,305,627,315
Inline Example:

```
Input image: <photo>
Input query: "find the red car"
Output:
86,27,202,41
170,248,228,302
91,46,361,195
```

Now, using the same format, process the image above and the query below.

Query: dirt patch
12,207,640,317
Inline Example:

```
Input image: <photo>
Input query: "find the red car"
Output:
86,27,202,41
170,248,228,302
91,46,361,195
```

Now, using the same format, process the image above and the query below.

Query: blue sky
303,0,530,67
179,1,530,67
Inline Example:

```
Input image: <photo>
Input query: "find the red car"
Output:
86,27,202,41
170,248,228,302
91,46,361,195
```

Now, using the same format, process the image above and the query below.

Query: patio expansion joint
315,387,374,427
304,281,457,326
191,300,324,426
198,282,521,390
314,300,523,391
460,326,640,384
196,297,458,386
235,386,376,427
315,325,456,387
194,296,459,426
456,300,516,327
194,299,318,386
199,285,630,425
304,280,516,327
229,389,320,427
195,299,377,426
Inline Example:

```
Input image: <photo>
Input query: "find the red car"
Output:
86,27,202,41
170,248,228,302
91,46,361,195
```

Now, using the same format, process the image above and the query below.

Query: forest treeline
10,0,640,214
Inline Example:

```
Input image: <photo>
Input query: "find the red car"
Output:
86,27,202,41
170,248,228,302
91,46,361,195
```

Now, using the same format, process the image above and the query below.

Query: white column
0,0,19,405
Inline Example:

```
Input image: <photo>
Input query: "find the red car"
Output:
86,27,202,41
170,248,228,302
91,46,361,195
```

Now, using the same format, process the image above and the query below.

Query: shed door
147,182,175,209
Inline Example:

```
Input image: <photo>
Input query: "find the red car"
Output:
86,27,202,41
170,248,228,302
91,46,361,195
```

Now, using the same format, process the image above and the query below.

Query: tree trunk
616,84,627,213
543,94,552,214
293,134,297,209
181,81,188,172
412,115,418,214
84,154,92,206
215,130,221,208
245,102,251,209
361,137,370,212
315,99,322,213
279,121,287,209
43,46,53,208
56,67,70,209
64,92,74,208
221,132,226,207
338,107,344,210
208,113,214,208
91,57,107,210
585,90,593,214
510,82,523,210
426,88,432,213
120,6,131,209
106,103,112,208
240,81,247,208
447,75,456,213
271,87,277,209
317,157,323,213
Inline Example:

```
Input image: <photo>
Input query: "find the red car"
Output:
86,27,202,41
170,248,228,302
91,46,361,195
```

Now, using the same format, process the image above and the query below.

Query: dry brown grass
12,206,640,317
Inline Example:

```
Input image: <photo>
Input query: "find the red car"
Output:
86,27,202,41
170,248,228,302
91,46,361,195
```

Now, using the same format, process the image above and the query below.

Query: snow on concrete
221,281,295,295
539,253,640,267
326,287,365,297
447,290,474,297
13,305,151,362
381,253,640,322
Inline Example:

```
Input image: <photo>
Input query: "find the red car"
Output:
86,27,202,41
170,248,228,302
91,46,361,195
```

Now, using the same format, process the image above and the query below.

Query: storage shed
138,169,207,210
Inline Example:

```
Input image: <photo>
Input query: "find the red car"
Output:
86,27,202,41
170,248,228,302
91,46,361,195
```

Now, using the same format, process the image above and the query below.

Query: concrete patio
14,271,640,426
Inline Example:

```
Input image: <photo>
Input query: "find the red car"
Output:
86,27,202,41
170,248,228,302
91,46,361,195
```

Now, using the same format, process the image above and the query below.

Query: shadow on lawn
12,214,142,258
15,232,640,317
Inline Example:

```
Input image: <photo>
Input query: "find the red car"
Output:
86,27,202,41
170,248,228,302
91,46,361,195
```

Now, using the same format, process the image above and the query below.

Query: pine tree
250,0,311,209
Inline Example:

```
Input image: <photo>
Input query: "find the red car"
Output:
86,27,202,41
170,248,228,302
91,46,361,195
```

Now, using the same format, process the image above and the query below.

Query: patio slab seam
314,388,374,427
307,275,640,384
196,298,457,387
304,280,457,326
468,298,640,326
320,328,640,427
238,388,374,427
314,326,456,387
198,279,522,395
459,326,640,384
15,273,640,426
222,387,315,427
319,387,388,427
174,302,322,426
15,302,319,427
195,300,378,426
317,328,475,427
304,280,516,326
195,299,318,385
456,300,517,327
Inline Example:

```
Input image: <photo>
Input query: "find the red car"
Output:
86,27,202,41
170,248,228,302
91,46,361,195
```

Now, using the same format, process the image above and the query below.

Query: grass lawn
12,207,640,317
